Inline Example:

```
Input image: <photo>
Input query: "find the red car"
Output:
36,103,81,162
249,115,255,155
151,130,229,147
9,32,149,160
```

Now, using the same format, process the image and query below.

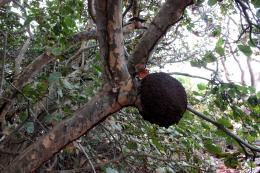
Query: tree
0,0,259,172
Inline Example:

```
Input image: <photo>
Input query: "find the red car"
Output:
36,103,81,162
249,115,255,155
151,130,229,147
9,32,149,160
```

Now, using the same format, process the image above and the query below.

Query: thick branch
127,0,193,75
4,85,127,173
95,0,130,92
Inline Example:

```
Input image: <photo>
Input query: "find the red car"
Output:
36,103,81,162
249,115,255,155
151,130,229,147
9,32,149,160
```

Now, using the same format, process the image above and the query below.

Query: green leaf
216,38,225,47
238,45,253,57
64,16,76,28
211,26,221,37
203,51,217,63
204,140,222,155
126,141,138,150
208,0,217,6
215,38,225,56
36,81,48,96
22,84,37,98
190,59,207,68
247,95,258,106
48,72,62,83
251,0,260,8
257,91,260,98
217,117,233,128
197,83,207,90
151,137,164,151
19,112,28,122
24,122,34,134
93,65,102,73
215,47,225,56
51,47,63,56
224,155,239,168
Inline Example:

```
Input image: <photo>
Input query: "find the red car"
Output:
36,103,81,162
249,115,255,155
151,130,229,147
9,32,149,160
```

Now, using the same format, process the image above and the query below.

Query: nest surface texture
140,72,187,128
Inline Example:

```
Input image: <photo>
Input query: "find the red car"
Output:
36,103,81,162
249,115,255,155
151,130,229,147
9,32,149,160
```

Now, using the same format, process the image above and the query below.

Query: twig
0,32,7,95
187,105,260,156
65,45,97,65
74,142,96,173
168,72,211,82
246,57,255,87
123,0,133,18
87,0,96,23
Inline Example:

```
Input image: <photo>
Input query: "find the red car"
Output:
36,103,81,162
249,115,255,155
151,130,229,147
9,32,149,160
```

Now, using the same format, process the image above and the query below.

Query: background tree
0,0,259,172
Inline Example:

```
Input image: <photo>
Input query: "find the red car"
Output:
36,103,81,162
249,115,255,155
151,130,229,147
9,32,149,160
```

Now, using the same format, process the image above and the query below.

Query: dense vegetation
0,0,259,172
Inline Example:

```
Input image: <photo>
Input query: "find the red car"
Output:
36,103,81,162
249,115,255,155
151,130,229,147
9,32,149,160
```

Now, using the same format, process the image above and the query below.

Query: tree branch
4,85,125,173
187,105,260,156
95,0,130,92
246,57,255,87
0,53,54,123
15,38,31,75
168,72,211,82
127,0,194,75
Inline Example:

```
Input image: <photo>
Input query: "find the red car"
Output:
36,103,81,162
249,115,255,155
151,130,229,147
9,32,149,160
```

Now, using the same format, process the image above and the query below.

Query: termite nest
138,72,187,128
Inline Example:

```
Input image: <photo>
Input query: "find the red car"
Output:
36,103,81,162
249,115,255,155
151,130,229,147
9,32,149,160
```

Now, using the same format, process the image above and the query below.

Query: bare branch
168,72,211,82
246,57,255,87
229,45,246,86
123,0,133,18
15,38,31,75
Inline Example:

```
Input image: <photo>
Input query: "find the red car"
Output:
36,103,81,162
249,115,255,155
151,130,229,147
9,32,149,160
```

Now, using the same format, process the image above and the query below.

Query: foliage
0,0,259,172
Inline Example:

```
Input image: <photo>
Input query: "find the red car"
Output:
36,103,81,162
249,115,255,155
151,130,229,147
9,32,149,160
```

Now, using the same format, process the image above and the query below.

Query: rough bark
0,53,54,123
127,0,194,75
3,85,131,173
95,0,130,91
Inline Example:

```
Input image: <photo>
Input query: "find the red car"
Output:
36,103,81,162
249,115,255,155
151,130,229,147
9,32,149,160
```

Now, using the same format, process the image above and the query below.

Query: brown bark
127,0,193,75
0,53,54,123
3,85,132,173
95,0,130,91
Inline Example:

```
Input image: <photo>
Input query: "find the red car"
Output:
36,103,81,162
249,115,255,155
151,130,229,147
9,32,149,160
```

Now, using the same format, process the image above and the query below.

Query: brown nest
139,72,187,128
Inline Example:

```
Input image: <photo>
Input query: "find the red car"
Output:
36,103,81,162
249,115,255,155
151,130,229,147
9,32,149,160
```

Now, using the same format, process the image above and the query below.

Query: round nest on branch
139,72,187,128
